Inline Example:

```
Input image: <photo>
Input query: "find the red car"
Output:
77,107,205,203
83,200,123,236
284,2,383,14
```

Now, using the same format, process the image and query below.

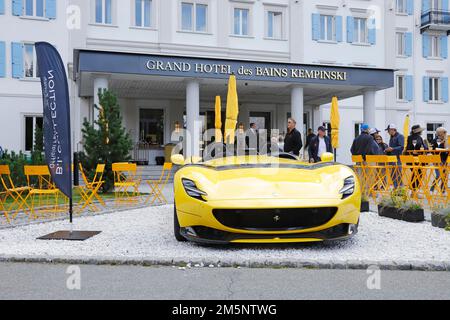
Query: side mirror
321,152,335,163
171,154,185,166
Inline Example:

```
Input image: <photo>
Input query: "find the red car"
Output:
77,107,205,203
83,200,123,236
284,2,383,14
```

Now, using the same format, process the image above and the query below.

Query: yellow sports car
171,153,361,244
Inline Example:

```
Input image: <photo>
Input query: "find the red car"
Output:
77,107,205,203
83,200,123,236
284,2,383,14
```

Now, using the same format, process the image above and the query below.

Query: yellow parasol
330,96,340,150
215,96,222,143
224,75,239,145
403,114,410,151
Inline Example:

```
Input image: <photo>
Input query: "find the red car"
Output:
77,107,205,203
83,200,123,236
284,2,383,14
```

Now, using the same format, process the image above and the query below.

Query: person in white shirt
308,126,332,163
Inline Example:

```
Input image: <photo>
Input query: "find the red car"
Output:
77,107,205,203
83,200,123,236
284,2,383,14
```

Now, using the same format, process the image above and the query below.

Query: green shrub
0,150,29,191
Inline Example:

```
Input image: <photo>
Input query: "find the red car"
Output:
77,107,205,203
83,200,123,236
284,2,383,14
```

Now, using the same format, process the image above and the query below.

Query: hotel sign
77,51,394,89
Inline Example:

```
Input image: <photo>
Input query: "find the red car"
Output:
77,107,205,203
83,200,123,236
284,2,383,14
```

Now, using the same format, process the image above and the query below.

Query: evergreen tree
81,90,133,192
31,125,45,164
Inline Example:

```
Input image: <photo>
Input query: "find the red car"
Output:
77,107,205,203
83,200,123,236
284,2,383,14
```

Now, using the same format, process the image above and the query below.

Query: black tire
174,204,187,242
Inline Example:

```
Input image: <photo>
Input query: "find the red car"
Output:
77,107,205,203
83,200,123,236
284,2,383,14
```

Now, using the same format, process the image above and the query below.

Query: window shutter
312,14,320,40
45,0,56,19
406,75,414,101
442,36,448,59
423,34,430,57
422,0,431,13
336,16,343,42
407,0,414,15
347,16,354,43
423,76,430,102
0,0,5,15
405,32,413,56
12,0,22,16
11,42,23,79
442,77,449,103
0,42,5,78
368,19,376,45
443,0,449,11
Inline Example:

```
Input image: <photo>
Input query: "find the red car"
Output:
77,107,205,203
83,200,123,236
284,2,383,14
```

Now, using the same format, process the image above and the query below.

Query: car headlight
339,176,355,199
182,178,207,200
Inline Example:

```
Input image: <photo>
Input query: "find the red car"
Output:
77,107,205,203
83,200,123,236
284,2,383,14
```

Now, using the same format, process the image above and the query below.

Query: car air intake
212,208,338,231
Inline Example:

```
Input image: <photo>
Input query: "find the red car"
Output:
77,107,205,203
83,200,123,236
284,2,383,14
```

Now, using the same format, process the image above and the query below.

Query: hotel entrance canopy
74,50,394,106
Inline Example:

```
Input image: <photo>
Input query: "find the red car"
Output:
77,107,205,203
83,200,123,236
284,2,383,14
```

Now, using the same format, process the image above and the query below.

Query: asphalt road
0,262,448,300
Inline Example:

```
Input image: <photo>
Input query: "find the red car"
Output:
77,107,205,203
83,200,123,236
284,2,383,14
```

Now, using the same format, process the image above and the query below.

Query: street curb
0,255,448,271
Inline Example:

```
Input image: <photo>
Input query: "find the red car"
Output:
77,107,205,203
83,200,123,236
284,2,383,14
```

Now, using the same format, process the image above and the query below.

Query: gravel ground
0,205,449,270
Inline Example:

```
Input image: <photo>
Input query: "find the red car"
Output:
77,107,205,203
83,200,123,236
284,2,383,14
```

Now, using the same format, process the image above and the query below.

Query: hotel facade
0,0,449,164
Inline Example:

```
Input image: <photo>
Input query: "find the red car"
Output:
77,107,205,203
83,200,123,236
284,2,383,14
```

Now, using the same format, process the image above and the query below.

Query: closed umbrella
224,75,239,145
330,96,340,161
215,96,222,143
403,114,410,151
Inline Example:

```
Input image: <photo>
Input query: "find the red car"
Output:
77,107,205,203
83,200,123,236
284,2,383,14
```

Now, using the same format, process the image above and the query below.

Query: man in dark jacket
246,123,259,155
350,124,380,159
384,124,405,187
284,118,303,156
309,126,332,163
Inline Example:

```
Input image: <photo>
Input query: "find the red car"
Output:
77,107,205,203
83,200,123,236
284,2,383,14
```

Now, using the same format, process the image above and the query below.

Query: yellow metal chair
76,163,106,212
112,162,142,206
23,165,64,219
145,162,173,205
352,155,368,198
419,155,445,208
0,191,9,223
365,155,391,201
0,164,31,221
400,155,422,204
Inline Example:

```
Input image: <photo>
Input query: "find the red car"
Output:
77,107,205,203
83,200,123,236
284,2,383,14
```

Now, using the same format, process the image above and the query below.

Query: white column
363,90,376,127
93,77,109,122
186,80,200,158
291,85,304,130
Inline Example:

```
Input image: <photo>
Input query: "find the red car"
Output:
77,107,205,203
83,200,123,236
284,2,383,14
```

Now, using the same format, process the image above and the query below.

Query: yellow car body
173,155,361,244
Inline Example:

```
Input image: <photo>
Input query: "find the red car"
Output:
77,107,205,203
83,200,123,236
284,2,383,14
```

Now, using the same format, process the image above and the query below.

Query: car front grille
212,207,338,231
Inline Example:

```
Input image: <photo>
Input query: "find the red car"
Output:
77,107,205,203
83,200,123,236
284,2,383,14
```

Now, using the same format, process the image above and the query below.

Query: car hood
184,165,353,201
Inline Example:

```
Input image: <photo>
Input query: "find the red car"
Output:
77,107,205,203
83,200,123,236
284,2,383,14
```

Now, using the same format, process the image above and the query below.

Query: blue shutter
312,14,320,40
442,36,448,59
423,34,430,57
423,76,430,102
0,0,5,15
405,32,413,56
443,0,449,11
368,19,376,45
347,16,354,43
442,77,449,103
0,42,5,78
406,75,414,101
336,16,343,42
12,0,22,15
422,0,431,13
11,42,23,79
407,0,414,15
45,0,56,19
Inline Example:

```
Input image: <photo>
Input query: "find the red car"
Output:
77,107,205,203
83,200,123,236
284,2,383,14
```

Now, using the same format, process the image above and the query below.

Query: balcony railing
421,10,450,32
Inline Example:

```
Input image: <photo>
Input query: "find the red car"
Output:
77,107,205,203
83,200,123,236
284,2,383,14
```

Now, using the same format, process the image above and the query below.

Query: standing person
284,118,303,156
384,124,405,187
350,124,381,159
430,127,449,193
246,123,259,154
309,126,332,163
406,125,429,191
304,128,316,160
374,134,389,153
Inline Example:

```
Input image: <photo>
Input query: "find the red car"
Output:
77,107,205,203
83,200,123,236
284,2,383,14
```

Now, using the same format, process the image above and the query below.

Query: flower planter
378,205,425,222
360,201,370,212
431,212,448,229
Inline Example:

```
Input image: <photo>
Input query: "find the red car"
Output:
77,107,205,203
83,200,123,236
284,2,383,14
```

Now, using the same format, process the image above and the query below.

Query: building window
95,0,112,24
396,0,407,14
320,15,335,41
353,17,368,44
181,2,207,32
135,0,152,27
267,11,283,39
431,0,442,11
24,43,38,78
397,32,406,56
427,123,444,142
25,116,43,152
430,35,441,58
139,109,164,145
25,0,45,17
429,77,441,101
354,123,363,138
397,75,406,101
234,8,249,36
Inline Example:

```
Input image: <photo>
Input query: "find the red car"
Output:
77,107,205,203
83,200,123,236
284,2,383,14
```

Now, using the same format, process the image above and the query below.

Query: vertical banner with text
35,42,72,200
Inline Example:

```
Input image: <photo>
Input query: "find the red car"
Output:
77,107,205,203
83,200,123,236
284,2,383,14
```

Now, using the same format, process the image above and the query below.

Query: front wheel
174,205,187,242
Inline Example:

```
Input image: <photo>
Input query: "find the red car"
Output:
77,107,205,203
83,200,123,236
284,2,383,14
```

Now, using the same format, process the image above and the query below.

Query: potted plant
360,194,370,212
378,188,425,222
431,206,450,229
